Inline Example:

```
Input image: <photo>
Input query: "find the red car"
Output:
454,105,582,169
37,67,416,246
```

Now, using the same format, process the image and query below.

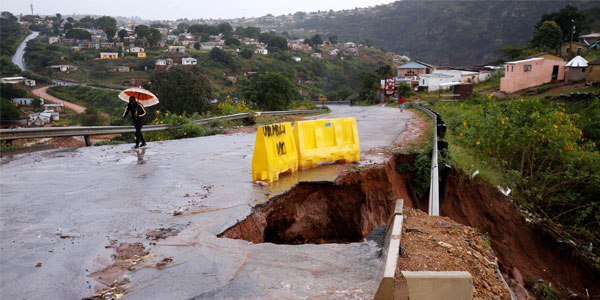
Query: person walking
399,96,405,112
123,96,147,149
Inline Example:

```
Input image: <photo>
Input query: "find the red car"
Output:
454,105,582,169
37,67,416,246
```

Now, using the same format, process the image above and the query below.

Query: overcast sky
3,0,393,20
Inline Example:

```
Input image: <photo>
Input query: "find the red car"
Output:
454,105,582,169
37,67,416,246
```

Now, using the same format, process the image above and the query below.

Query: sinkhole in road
218,154,417,244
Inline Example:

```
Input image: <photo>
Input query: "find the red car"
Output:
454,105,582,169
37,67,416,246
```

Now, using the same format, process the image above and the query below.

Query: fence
413,104,441,216
0,109,327,146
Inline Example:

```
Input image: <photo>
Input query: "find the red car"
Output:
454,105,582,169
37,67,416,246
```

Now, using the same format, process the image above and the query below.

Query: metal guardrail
413,104,440,216
0,109,327,145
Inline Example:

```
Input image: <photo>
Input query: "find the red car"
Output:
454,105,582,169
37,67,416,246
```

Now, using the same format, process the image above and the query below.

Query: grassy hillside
279,1,598,66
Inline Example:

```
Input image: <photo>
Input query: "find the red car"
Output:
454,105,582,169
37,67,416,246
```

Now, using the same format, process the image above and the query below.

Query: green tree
177,22,189,33
311,34,323,46
396,82,414,98
243,26,261,39
64,22,73,31
239,48,253,59
535,5,585,42
531,21,563,51
144,67,212,115
1,11,17,22
267,36,288,52
209,47,232,66
76,16,96,28
0,56,21,76
358,71,379,103
95,16,117,31
0,98,20,121
1,83,27,99
118,29,127,42
105,26,117,42
31,97,43,112
217,22,233,36
243,73,296,110
328,34,338,44
225,37,241,47
65,28,91,40
375,64,393,78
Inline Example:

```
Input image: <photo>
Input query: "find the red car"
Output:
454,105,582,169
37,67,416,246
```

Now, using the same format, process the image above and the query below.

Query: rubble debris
35,262,42,267
397,207,511,299
365,225,387,248
145,225,186,241
155,257,173,269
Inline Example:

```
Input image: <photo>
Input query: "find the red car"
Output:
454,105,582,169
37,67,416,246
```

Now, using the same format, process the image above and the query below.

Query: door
552,65,559,80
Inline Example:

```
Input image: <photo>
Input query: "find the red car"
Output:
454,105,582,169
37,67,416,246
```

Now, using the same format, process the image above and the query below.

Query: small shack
565,56,588,82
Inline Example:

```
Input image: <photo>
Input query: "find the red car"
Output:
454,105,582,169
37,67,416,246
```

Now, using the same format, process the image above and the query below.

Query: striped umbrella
118,87,159,107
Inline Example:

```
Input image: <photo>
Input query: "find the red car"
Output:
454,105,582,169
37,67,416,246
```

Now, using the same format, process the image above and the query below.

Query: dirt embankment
398,207,511,299
442,168,600,299
220,154,416,244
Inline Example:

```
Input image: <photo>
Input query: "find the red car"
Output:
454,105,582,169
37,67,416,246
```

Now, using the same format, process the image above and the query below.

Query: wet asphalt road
11,31,38,71
0,105,414,299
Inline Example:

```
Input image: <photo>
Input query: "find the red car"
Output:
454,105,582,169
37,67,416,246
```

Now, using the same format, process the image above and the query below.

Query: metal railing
0,109,327,146
413,104,440,216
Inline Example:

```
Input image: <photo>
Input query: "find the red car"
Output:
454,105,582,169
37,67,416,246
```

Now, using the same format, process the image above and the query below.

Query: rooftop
505,57,543,65
398,62,429,69
566,56,588,67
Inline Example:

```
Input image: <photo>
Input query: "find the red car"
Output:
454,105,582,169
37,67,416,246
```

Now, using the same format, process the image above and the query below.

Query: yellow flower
165,113,169,117
501,119,504,125
553,125,558,129
160,121,163,124
520,98,524,102
156,110,160,114
184,132,187,135
459,133,463,136
463,121,467,126
476,141,480,145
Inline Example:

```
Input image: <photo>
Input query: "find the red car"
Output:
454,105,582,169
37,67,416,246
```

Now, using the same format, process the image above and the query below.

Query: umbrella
118,87,159,107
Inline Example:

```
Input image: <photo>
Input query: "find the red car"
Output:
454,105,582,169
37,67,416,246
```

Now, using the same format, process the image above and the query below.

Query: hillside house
255,48,268,55
48,36,60,44
292,56,301,62
43,103,64,112
129,47,144,53
526,52,564,62
500,57,566,93
182,57,197,65
199,42,222,50
137,52,147,58
1,77,36,87
288,43,312,51
586,59,600,85
344,42,356,48
579,33,600,45
100,43,114,48
11,98,34,105
565,56,588,82
48,65,78,72
311,53,322,59
561,42,589,56
397,62,434,78
168,46,186,54
108,66,130,73
155,58,173,68
418,74,455,92
100,52,119,59
329,49,340,56
433,70,480,84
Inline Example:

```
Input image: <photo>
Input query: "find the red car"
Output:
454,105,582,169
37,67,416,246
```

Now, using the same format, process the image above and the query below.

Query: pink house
500,57,565,93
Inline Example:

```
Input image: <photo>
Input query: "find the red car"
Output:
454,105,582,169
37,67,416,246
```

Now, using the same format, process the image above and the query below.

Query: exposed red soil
397,207,511,299
220,155,417,244
441,168,600,299
88,242,148,287
32,86,87,113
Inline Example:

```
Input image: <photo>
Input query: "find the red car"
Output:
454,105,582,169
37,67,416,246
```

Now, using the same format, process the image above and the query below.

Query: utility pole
30,4,33,15
569,19,575,55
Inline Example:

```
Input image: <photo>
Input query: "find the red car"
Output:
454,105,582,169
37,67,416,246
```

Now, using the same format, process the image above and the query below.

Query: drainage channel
218,154,416,244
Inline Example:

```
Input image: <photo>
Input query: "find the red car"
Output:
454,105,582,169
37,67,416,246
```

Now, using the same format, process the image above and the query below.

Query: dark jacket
123,102,147,122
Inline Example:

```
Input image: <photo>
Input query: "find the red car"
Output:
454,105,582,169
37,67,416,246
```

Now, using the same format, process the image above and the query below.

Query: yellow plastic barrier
252,122,298,183
293,118,360,169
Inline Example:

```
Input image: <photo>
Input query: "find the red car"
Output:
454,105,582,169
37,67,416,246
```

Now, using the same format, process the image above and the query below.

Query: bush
437,94,600,244
144,110,206,142
216,96,252,115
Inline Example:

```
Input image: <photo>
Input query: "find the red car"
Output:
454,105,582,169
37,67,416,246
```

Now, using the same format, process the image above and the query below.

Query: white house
433,70,480,84
155,58,173,66
329,49,339,56
48,36,60,44
292,56,301,62
311,52,322,59
168,46,186,53
255,48,268,55
344,42,356,48
200,42,222,50
129,46,145,53
418,74,456,92
182,57,197,65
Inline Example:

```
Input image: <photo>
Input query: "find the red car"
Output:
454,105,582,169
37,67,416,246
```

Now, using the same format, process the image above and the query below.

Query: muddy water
0,106,416,299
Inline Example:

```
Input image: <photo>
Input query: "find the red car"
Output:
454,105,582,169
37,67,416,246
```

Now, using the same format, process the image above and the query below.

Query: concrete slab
401,271,473,300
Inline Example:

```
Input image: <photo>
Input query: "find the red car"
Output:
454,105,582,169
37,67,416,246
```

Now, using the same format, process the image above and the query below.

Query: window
405,70,416,76
583,67,586,73
591,66,594,72
524,65,532,72
566,47,571,53
577,47,582,54
511,65,514,72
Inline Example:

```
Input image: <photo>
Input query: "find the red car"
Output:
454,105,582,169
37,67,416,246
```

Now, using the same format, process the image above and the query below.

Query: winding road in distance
11,31,38,71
